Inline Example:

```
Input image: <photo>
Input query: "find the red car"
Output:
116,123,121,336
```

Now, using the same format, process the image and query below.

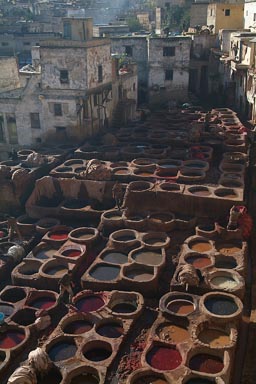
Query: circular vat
62,199,88,209
158,159,182,169
131,158,157,168
47,227,71,242
110,161,128,168
62,317,93,335
67,368,100,384
0,287,26,303
12,308,37,326
110,300,138,314
17,260,41,276
47,337,77,362
183,160,209,170
89,263,120,281
123,264,155,282
69,227,98,244
17,215,37,225
188,353,224,375
128,181,154,192
0,327,26,349
214,188,237,199
74,166,87,173
130,249,163,266
83,341,112,362
156,322,190,344
160,293,196,317
36,218,60,234
215,255,237,269
196,223,215,233
32,243,57,260
101,251,128,265
0,303,14,318
208,270,242,290
159,183,181,192
64,159,84,167
196,323,233,348
201,292,242,318
215,241,242,255
37,366,62,384
188,186,211,197
102,210,123,221
130,371,169,384
60,244,85,259
18,149,34,156
96,319,124,338
220,180,243,188
188,238,213,253
184,253,213,270
41,260,69,277
141,233,170,249
146,344,182,371
113,167,131,176
110,229,138,243
74,293,106,313
27,293,56,310
54,166,73,173
148,212,174,224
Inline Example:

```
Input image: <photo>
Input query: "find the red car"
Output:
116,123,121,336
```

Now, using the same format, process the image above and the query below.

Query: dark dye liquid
146,346,182,371
62,249,81,258
75,296,105,313
1,288,26,303
29,297,56,310
37,367,62,384
102,252,128,264
111,303,137,313
0,304,14,317
84,348,111,362
70,374,99,384
64,320,93,334
89,265,120,281
186,379,214,384
132,250,163,266
204,297,238,316
189,354,224,374
0,330,25,349
97,323,124,338
49,231,69,240
48,342,77,361
215,257,237,269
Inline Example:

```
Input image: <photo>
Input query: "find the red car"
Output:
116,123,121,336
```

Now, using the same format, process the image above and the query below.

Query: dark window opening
94,95,98,106
54,103,62,116
165,69,173,81
133,83,136,91
60,70,69,84
225,9,230,16
30,113,41,129
125,46,133,57
1,42,9,47
98,65,103,83
55,126,66,132
23,42,31,46
0,115,4,142
163,47,175,57
63,22,71,39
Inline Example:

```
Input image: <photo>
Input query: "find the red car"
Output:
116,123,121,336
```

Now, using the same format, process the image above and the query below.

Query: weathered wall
190,3,209,28
0,57,20,92
244,2,256,29
87,43,112,89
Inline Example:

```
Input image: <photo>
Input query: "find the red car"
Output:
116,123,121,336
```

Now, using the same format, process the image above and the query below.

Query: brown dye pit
136,171,153,177
190,241,212,252
84,348,111,362
198,329,230,348
69,374,99,384
216,243,242,255
114,169,130,175
63,320,93,335
190,188,211,197
157,323,190,343
132,250,163,266
150,213,173,222
34,247,56,260
73,232,94,240
133,376,168,384
116,235,136,242
111,302,137,313
44,265,68,276
185,254,212,269
167,300,195,315
125,270,154,281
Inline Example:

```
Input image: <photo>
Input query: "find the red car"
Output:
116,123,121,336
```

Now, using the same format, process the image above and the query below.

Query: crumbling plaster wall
0,57,20,92
87,44,112,88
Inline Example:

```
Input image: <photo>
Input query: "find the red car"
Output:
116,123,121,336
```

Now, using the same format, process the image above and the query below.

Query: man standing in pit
57,270,74,304
112,182,123,210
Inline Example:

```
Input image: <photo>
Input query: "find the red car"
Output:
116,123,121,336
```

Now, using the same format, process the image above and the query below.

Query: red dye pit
62,249,81,258
29,297,56,310
146,346,182,371
0,330,25,349
49,231,69,240
75,295,105,313
189,354,224,374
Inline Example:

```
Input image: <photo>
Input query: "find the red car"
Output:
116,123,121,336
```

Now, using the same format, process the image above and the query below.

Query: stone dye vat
82,231,168,295
41,290,144,382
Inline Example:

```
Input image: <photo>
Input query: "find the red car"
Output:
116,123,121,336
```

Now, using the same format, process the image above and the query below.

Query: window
30,113,40,129
165,69,173,81
0,114,4,142
133,83,136,91
98,65,103,83
254,13,256,21
163,47,175,57
55,126,66,132
210,9,213,16
23,42,31,46
63,22,71,39
240,76,243,87
125,46,133,57
6,114,18,144
94,95,98,106
225,9,230,16
60,70,69,84
54,104,62,116
1,42,8,47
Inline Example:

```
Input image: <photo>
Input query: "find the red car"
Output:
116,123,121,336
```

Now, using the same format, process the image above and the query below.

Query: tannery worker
112,182,123,210
57,270,74,304
35,309,51,331
7,217,23,242
227,205,241,230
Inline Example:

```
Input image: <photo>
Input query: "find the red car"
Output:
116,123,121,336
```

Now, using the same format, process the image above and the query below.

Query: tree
127,17,143,32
